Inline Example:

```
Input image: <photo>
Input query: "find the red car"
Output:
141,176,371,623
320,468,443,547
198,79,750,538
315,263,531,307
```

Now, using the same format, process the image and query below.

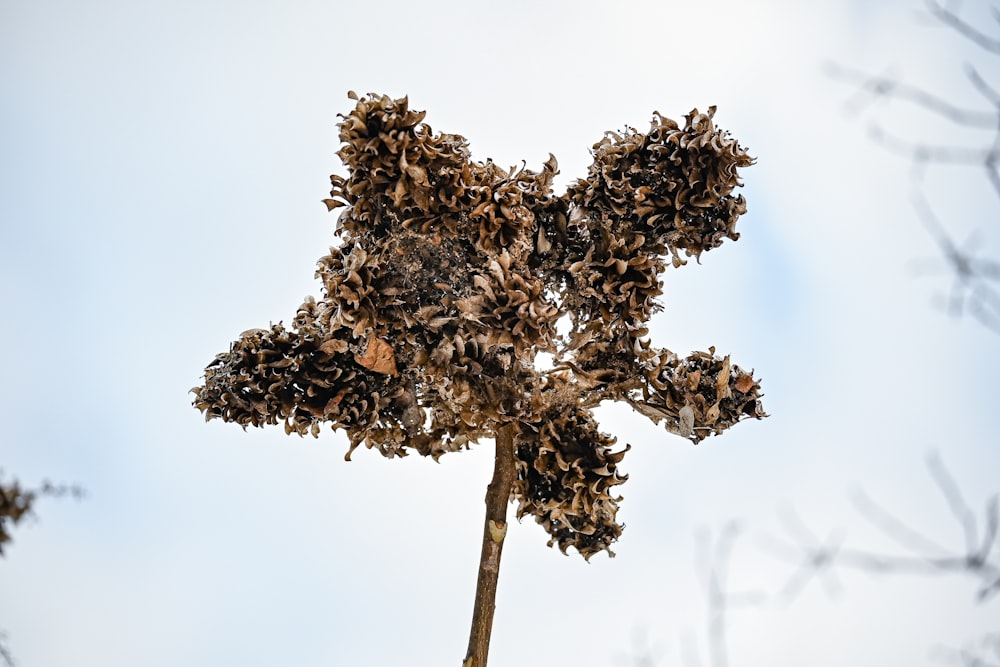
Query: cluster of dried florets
514,396,629,556
193,92,765,558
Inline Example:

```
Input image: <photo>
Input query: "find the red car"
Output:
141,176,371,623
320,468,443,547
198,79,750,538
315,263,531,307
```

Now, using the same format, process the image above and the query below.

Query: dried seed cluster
632,348,767,443
546,107,753,338
193,93,765,558
515,399,628,558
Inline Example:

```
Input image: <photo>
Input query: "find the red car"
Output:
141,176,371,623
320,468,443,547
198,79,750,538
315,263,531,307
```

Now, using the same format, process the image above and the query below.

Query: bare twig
911,192,1000,333
754,452,999,667
824,62,997,127
928,451,980,555
766,506,845,602
768,452,1000,602
828,0,1000,335
932,632,1000,667
850,486,953,558
692,523,766,667
0,631,13,667
866,121,995,167
926,0,1000,54
614,627,664,667
966,64,1000,109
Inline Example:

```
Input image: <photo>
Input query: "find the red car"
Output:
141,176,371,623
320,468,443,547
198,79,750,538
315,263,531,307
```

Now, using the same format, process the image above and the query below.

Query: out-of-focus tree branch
827,0,1000,334
765,452,1000,603
614,628,664,667
932,632,1000,667
824,62,997,127
766,505,846,603
759,451,998,666
1,472,84,667
0,472,84,557
0,631,13,667
910,191,1000,333
925,0,1000,54
682,523,766,667
638,450,995,665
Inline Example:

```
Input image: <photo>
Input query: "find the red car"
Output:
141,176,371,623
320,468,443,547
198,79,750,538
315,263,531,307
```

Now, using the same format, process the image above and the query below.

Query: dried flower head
193,92,765,558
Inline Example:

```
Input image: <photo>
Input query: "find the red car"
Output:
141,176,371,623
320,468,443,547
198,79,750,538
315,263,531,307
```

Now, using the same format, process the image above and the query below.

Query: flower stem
463,423,517,667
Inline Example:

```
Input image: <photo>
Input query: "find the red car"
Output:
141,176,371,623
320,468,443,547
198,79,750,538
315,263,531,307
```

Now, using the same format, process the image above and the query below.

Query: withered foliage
0,475,83,556
193,93,765,559
0,480,34,557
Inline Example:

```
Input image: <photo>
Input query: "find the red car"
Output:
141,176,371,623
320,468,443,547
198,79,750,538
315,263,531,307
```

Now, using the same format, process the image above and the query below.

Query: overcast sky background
2,0,998,665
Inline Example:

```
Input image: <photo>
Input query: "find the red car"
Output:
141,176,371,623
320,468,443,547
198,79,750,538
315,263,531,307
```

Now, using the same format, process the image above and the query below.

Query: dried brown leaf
355,336,398,376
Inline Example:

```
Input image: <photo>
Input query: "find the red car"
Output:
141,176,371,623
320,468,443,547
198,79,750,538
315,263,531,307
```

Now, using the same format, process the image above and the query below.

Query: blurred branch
684,522,766,667
866,124,995,168
614,628,664,667
765,451,1000,603
760,505,845,603
0,631,13,667
824,62,997,127
1,471,84,667
827,0,1000,335
925,0,1000,54
671,455,994,666
0,471,85,557
911,191,1000,333
967,63,1000,108
932,632,1000,667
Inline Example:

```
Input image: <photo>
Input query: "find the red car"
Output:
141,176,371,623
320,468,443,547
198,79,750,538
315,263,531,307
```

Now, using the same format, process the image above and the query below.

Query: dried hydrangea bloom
193,92,765,560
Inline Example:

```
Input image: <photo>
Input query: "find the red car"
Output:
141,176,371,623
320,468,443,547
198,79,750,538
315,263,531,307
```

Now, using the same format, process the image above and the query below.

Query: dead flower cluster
193,92,765,559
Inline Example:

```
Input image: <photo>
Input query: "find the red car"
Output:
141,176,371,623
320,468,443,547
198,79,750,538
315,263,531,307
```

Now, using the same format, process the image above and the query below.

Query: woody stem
463,423,517,667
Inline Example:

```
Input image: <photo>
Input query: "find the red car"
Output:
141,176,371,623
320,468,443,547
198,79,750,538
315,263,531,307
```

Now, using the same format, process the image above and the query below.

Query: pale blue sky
2,1,998,665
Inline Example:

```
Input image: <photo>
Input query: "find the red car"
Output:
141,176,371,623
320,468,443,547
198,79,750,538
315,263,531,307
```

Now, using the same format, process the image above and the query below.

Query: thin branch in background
910,191,1000,333
927,450,981,555
1,473,84,667
932,632,1000,667
767,451,1000,602
0,631,13,667
824,62,997,127
0,472,85,557
849,487,954,559
866,124,994,167
966,63,1000,109
615,627,665,667
689,522,766,667
925,0,1000,54
828,0,1000,334
756,453,998,666
760,505,845,603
